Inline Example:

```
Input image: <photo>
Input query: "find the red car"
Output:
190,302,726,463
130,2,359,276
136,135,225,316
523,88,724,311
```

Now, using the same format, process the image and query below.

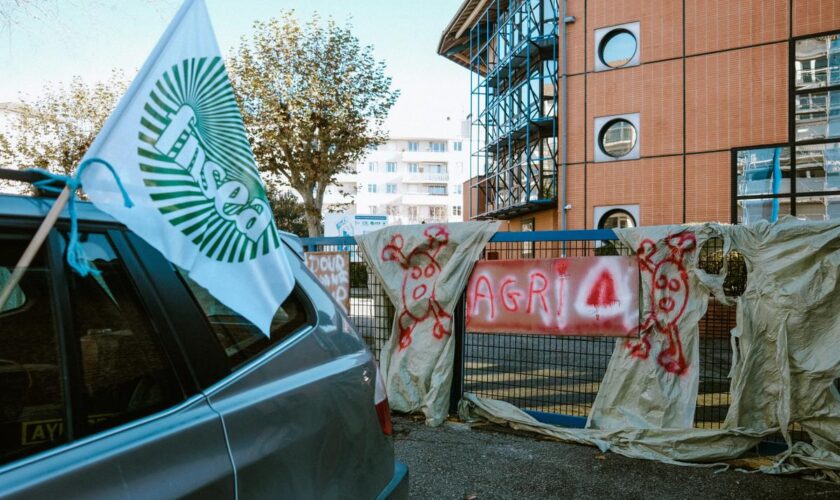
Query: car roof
0,193,118,223
0,193,305,254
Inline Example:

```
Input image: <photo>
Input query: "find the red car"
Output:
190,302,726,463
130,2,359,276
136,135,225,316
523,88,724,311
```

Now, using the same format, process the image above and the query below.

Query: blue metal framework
469,0,559,220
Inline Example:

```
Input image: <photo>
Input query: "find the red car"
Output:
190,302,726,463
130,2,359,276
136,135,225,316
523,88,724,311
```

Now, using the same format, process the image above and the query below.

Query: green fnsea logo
137,57,279,262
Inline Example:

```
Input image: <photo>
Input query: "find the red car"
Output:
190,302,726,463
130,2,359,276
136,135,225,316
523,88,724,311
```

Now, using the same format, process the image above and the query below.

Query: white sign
324,213,388,237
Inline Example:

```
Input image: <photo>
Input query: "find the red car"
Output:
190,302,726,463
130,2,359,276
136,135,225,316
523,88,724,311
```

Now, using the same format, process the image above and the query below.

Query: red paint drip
586,270,619,308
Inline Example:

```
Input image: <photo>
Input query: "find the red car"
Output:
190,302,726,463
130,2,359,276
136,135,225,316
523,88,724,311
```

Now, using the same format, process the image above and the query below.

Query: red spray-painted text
466,256,640,337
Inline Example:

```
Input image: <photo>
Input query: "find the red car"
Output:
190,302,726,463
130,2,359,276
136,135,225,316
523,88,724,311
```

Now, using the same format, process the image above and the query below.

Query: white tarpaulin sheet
357,221,499,426
459,218,840,478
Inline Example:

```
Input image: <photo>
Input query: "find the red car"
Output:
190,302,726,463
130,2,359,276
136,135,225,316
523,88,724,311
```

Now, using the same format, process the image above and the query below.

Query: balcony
399,193,449,206
403,172,449,183
401,150,449,162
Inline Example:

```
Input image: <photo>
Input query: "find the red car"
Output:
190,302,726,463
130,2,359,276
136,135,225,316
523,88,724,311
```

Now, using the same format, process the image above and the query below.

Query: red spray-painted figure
625,232,696,375
381,225,452,350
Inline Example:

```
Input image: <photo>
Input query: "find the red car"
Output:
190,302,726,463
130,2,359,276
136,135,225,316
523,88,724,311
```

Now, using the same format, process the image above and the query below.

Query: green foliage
228,12,399,237
264,185,310,237
698,239,748,297
0,71,129,176
349,261,368,289
594,241,621,256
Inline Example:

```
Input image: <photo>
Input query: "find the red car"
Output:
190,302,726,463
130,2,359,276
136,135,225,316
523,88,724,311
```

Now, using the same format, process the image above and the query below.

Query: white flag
80,0,293,335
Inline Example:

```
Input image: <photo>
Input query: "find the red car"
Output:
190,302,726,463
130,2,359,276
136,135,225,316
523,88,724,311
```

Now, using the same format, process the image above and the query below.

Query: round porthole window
598,209,636,230
599,119,637,158
599,29,637,68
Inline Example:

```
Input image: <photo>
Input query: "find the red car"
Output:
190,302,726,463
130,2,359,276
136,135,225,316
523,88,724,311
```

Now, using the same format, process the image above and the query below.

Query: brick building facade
438,0,840,232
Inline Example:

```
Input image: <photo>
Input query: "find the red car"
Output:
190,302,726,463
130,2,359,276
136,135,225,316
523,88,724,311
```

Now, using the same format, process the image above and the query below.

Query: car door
0,224,234,498
179,242,394,498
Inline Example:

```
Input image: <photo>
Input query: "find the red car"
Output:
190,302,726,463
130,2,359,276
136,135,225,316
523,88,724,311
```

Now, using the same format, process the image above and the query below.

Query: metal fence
301,230,802,442
301,236,393,363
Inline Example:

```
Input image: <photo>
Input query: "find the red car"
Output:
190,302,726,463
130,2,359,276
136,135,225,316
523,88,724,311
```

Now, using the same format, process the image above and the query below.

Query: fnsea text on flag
79,0,293,335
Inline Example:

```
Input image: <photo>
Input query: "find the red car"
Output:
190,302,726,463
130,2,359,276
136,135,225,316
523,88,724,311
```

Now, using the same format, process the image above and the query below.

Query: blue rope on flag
28,158,133,277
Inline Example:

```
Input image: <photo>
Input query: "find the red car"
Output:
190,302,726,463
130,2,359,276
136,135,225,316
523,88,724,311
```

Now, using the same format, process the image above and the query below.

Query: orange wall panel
565,74,587,164
506,209,556,231
685,152,732,223
586,59,683,160
794,0,840,36
685,43,788,153
586,156,683,227
565,164,587,230
566,0,587,75
686,0,789,55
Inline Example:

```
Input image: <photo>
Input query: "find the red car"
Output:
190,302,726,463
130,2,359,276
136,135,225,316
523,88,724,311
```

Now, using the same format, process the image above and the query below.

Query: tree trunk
300,190,322,237
305,213,321,237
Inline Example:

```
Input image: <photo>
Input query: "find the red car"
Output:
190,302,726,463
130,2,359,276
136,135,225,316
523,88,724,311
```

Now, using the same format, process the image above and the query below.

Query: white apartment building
324,122,470,225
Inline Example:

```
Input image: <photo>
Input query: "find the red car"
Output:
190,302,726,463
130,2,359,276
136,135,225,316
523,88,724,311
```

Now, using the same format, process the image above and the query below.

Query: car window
178,271,311,370
62,232,184,437
0,267,26,314
0,234,66,466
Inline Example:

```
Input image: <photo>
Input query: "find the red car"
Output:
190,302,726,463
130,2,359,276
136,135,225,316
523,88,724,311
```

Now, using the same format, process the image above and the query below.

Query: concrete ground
392,415,840,500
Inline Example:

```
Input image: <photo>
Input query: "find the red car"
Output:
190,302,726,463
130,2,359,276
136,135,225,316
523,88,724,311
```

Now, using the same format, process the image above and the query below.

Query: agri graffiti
381,225,452,349
625,233,696,375
466,256,640,337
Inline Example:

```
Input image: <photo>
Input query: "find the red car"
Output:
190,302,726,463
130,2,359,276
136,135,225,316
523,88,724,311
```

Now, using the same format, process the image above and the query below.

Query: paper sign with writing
466,256,639,337
305,251,350,313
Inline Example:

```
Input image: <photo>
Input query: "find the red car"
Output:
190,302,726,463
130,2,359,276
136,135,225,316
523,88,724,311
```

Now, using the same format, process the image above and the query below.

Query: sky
0,0,469,137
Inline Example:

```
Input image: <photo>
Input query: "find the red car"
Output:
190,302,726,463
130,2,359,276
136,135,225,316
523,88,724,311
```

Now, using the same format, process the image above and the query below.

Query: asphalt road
392,415,840,500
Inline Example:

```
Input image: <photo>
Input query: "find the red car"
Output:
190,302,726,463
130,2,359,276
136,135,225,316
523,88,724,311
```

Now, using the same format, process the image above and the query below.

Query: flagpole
0,186,71,312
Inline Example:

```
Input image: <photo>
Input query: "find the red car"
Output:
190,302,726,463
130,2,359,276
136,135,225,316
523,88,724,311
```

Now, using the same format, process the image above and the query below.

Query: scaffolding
469,0,559,220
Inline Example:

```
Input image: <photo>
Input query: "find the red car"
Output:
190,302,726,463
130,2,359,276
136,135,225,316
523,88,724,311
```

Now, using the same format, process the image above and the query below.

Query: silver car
0,191,408,498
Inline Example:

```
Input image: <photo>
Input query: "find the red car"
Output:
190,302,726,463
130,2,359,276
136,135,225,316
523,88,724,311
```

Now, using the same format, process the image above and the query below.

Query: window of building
431,206,447,219
369,206,378,214
734,143,840,223
408,142,419,152
795,35,840,91
386,184,397,193
408,163,419,173
386,162,396,173
429,185,447,196
600,31,637,68
368,184,377,193
454,141,463,152
594,22,641,72
598,209,636,230
452,205,462,216
600,119,637,157
733,33,840,224
430,142,447,153
368,162,377,172
386,205,400,216
594,113,640,162
408,206,419,220
521,218,535,258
